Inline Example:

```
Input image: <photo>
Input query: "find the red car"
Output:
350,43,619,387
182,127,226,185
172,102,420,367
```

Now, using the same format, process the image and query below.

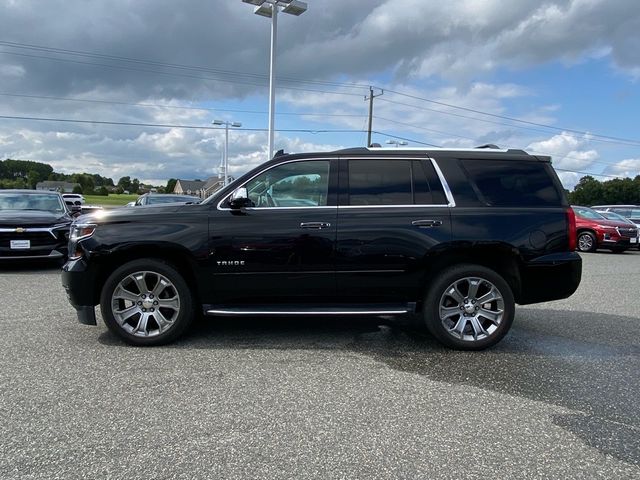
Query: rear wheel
577,231,597,252
100,258,195,346
423,264,515,350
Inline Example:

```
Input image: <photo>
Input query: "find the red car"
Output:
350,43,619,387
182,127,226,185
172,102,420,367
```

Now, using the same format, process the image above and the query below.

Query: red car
572,206,637,253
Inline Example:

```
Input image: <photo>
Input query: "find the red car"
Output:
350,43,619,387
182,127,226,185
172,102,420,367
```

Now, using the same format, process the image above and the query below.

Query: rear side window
348,160,412,205
460,159,561,207
346,159,448,206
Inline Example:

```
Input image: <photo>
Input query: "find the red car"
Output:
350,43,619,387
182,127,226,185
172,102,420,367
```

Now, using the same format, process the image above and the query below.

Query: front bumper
518,252,582,305
61,257,98,325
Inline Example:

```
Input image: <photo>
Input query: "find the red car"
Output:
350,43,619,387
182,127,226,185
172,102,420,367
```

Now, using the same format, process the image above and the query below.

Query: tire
577,231,597,253
100,258,195,346
423,264,515,350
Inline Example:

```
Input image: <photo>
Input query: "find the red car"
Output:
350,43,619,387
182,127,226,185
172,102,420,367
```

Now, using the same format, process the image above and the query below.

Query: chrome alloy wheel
111,270,181,338
578,233,594,251
439,277,505,342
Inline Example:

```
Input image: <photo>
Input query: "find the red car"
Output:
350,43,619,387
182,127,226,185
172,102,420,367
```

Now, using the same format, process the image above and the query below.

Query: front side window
245,160,330,208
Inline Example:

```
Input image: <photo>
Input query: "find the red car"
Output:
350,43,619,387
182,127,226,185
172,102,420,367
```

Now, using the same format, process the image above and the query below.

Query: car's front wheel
577,231,597,252
100,258,195,346
423,264,515,350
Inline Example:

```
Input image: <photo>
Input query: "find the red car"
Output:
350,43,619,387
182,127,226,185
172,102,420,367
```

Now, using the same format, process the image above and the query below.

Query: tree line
0,158,170,195
567,175,640,206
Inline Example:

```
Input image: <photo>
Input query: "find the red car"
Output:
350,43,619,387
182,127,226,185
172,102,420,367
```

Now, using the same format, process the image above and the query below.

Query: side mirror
229,187,251,210
69,204,82,216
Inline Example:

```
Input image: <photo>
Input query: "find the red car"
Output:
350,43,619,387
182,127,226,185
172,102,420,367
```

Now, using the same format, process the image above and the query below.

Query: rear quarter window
460,159,561,207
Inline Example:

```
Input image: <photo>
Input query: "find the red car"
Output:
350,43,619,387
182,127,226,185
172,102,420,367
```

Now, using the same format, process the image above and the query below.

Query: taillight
566,208,577,251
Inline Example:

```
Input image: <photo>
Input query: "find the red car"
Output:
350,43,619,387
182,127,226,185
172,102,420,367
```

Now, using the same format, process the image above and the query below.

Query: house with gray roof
173,175,229,198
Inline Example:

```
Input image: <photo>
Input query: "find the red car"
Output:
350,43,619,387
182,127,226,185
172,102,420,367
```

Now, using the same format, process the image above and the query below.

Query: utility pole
365,86,383,147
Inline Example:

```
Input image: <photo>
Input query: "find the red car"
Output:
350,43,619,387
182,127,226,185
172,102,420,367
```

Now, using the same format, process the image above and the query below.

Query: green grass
84,194,139,207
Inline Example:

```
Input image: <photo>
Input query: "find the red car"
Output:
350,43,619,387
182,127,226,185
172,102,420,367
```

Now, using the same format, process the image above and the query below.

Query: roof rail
475,144,500,149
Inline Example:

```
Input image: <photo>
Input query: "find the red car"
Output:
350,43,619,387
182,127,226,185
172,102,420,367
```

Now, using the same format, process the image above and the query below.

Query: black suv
62,147,581,350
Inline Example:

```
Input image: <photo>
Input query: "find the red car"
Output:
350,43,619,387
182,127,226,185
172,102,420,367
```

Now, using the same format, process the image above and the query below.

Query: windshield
0,192,65,212
573,206,606,220
599,211,629,223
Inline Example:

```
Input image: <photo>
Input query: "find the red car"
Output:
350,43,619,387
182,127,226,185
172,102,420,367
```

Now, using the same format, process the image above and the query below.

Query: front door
209,158,338,305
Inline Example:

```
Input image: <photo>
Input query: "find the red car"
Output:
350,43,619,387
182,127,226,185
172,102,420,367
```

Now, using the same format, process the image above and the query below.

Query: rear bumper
518,252,582,305
61,258,98,325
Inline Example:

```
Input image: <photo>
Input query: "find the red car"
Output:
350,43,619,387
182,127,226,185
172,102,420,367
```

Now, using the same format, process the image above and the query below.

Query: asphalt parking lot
0,253,639,479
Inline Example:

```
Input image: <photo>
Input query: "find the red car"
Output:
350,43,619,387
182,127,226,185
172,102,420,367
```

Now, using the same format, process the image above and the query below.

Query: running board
203,303,416,317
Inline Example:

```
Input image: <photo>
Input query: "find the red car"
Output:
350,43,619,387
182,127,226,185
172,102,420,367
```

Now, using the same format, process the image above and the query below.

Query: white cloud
604,158,640,179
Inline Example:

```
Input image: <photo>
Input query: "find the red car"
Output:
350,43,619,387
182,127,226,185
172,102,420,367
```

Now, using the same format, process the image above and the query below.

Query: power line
372,131,441,147
0,112,628,180
0,50,365,98
375,115,629,169
377,97,640,148
384,88,640,146
0,92,366,119
3,41,638,148
0,113,366,134
0,40,370,92
553,168,619,179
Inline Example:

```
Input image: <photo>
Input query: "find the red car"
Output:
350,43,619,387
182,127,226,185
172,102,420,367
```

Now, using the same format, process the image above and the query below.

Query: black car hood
77,203,203,224
0,210,71,227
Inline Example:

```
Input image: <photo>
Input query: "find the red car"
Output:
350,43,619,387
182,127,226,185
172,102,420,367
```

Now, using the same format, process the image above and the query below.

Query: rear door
335,156,452,303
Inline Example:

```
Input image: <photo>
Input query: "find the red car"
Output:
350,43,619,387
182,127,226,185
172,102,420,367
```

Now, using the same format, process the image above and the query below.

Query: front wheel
423,264,515,350
100,258,195,346
577,232,597,252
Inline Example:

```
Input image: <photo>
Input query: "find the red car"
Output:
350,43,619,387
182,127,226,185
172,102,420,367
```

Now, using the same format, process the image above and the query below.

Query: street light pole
213,120,242,186
241,0,308,159
267,5,278,160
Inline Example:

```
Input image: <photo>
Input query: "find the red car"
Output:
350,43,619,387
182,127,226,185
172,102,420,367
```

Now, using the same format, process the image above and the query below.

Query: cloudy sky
0,0,639,188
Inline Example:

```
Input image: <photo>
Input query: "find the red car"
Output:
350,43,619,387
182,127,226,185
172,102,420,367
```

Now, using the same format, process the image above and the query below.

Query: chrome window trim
217,157,333,211
216,155,456,210
430,158,456,207
338,204,448,209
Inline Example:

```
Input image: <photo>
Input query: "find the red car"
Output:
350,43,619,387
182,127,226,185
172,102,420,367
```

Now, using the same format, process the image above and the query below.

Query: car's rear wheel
577,231,597,252
100,258,194,346
423,264,515,350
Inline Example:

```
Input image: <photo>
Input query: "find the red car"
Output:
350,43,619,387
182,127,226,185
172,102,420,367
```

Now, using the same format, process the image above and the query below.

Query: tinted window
245,160,330,208
422,160,447,204
461,160,561,207
348,160,412,205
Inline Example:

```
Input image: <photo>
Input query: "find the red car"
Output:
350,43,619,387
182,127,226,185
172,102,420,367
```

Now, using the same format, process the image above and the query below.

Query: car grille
0,230,60,247
616,227,637,238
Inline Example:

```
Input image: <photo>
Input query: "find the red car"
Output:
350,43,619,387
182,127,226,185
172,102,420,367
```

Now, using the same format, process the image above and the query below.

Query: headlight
597,225,616,230
70,223,97,242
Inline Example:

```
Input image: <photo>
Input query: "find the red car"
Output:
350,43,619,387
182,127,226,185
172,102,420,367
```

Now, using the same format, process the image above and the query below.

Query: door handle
300,222,331,229
412,220,442,228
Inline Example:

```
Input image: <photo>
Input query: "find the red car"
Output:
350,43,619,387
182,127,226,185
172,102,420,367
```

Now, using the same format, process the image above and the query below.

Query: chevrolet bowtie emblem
15,227,26,233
